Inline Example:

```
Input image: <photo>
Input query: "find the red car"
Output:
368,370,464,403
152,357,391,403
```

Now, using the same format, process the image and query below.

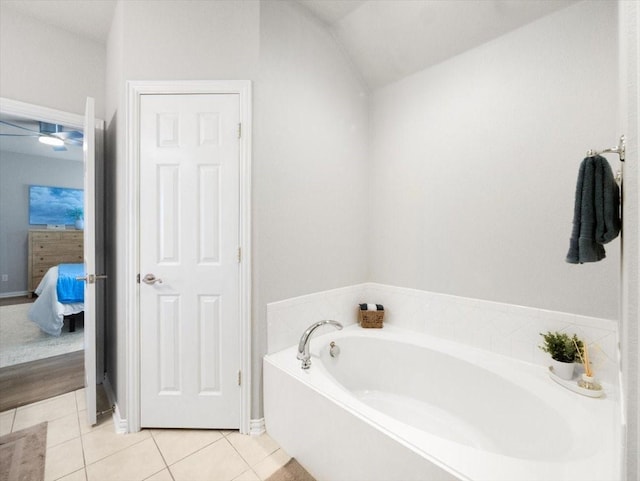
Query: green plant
67,207,83,221
539,331,584,363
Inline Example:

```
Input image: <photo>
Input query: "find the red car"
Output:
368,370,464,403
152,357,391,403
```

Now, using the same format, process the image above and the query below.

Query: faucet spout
297,320,343,369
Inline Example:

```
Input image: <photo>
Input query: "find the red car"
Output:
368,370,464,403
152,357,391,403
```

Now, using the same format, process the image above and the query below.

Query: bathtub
264,324,620,481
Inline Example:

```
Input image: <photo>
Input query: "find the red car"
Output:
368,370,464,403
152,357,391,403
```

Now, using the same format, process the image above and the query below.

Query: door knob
142,273,163,285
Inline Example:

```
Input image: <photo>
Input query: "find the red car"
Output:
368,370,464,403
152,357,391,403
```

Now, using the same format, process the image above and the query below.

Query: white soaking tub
263,324,620,481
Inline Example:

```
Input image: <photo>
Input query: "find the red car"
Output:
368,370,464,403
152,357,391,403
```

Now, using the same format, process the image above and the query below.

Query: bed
28,264,84,337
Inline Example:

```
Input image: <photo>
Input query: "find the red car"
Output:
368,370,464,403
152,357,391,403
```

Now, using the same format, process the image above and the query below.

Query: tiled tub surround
266,284,367,355
266,283,620,388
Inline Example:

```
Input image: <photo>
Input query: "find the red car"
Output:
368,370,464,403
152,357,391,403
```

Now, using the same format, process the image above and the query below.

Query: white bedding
28,266,84,337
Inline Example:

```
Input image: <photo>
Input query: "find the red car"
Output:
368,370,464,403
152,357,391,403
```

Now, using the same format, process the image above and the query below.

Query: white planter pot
550,358,575,380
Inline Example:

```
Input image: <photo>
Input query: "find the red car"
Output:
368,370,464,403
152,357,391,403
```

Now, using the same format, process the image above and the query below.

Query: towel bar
586,135,625,162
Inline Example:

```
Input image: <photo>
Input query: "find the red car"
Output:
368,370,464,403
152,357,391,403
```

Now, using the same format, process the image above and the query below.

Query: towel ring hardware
586,135,625,162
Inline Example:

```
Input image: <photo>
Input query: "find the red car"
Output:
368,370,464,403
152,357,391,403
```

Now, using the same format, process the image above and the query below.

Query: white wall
0,6,105,118
120,1,260,80
254,0,369,416
0,152,83,295
620,1,639,479
369,0,620,320
104,0,369,422
104,0,126,421
105,0,260,424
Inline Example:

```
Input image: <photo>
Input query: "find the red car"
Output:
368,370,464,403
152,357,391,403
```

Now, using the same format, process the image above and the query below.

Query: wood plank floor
0,295,34,306
0,351,84,412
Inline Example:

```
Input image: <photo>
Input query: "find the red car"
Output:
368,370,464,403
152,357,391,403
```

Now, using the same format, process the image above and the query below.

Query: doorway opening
0,98,104,417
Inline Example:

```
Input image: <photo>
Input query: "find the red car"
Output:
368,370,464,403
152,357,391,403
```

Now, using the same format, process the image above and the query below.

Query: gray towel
566,155,620,263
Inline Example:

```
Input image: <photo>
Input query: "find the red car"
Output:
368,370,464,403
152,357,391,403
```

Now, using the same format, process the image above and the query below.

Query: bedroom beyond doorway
0,295,85,410
0,296,83,368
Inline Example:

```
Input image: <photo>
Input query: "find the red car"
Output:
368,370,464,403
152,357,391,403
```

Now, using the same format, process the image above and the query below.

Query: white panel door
82,97,97,426
139,94,241,428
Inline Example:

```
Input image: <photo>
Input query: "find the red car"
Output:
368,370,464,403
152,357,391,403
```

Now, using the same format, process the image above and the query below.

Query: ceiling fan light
38,135,65,147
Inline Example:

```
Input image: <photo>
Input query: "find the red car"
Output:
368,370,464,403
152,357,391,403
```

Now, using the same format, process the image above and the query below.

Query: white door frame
0,96,106,384
125,81,252,434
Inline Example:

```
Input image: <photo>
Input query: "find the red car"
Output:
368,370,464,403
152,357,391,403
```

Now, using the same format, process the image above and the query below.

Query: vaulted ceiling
1,0,116,44
298,0,577,89
1,0,577,89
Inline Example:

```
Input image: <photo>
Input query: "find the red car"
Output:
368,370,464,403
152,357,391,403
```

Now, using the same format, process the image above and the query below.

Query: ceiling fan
0,119,83,152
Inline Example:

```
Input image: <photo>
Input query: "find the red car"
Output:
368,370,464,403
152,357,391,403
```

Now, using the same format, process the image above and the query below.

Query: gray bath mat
0,422,47,481
266,458,316,481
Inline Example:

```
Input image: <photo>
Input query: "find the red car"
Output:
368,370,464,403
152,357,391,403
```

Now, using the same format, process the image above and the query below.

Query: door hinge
238,370,242,386
238,123,242,139
136,273,140,284
237,247,242,263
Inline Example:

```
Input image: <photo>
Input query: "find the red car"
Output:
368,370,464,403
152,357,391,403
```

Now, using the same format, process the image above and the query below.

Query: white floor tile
58,468,88,481
13,392,77,431
0,409,15,436
75,388,87,412
44,437,84,481
170,438,250,481
227,432,280,467
86,437,166,481
78,409,114,434
152,428,224,465
232,469,260,481
143,469,174,481
46,411,81,448
26,389,288,481
81,422,150,465
251,449,291,481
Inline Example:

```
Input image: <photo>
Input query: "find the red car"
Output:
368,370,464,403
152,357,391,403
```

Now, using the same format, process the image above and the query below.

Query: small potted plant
68,207,84,230
539,331,583,380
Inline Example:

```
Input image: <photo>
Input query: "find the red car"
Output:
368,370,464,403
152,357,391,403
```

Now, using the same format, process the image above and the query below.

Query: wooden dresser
27,230,84,297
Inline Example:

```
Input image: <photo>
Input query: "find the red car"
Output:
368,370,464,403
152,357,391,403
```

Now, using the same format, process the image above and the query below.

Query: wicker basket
359,310,384,328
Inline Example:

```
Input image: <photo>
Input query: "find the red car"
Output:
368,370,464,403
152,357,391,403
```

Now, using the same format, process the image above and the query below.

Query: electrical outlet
1,275,7,282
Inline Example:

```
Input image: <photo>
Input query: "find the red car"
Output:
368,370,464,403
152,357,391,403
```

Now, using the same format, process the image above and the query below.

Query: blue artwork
29,185,84,225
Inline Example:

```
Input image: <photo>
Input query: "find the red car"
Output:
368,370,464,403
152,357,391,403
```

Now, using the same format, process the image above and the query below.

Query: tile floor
0,388,292,481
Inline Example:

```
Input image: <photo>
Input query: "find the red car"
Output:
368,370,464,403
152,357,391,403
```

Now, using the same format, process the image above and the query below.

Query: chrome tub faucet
297,320,343,369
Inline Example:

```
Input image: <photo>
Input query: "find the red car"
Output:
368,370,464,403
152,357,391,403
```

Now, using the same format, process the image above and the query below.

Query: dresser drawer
32,275,45,290
64,232,84,241
31,244,66,255
32,242,83,255
33,255,83,266
28,230,85,294
60,254,84,263
30,231,83,241
30,232,63,241
58,242,84,252
33,255,67,266
31,264,53,278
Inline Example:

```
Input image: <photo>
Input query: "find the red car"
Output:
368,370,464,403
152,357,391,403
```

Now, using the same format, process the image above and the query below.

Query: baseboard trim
102,373,127,433
0,291,29,299
250,417,265,436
